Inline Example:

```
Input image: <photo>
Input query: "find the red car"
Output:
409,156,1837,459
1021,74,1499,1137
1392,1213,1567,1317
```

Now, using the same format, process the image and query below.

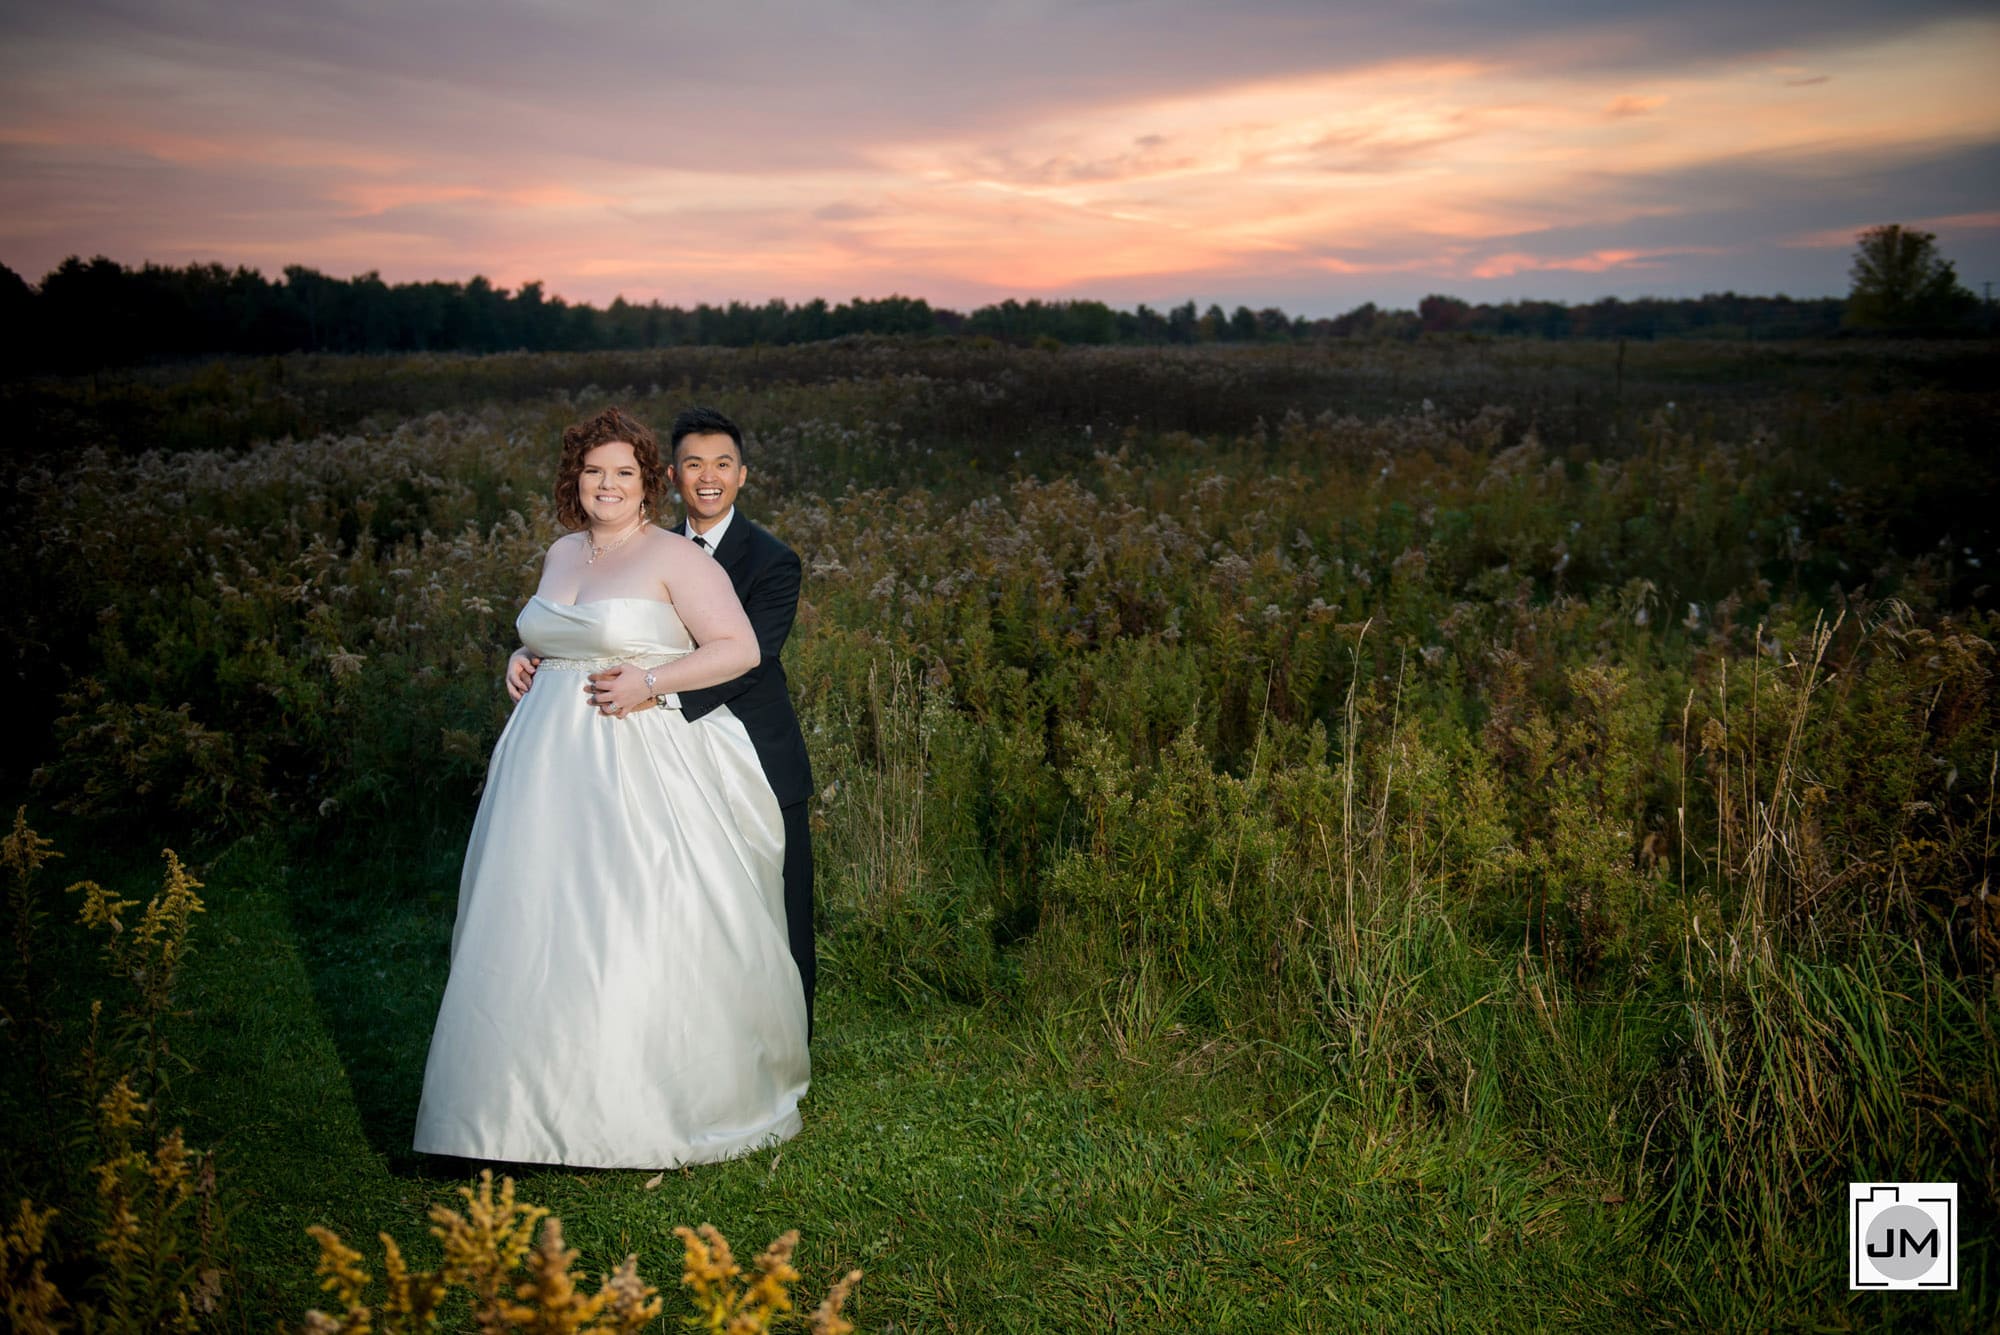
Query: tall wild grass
2,338,1994,1313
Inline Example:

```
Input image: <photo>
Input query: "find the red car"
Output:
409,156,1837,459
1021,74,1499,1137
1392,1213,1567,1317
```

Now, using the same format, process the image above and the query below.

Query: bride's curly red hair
553,407,667,530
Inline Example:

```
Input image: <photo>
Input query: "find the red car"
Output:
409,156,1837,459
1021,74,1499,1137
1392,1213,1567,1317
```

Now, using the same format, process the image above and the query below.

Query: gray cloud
1156,140,2000,312
1578,140,2000,238
2,1,1995,310
6,2,1991,156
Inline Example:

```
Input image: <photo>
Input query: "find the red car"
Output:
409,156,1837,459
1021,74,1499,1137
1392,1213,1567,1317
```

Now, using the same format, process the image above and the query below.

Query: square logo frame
1850,1182,1957,1291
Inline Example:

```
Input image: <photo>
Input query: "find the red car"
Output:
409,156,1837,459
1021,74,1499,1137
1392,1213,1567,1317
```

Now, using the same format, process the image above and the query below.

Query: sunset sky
3,1,1997,315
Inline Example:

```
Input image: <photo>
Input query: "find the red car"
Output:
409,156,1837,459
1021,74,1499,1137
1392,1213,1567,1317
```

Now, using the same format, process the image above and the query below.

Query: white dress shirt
688,505,736,556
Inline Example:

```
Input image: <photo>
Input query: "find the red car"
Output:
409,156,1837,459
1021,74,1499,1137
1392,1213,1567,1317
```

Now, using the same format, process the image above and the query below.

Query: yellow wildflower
69,879,137,936
430,1170,547,1330
307,1224,371,1306
591,1254,663,1332
302,1184,841,1335
92,1176,144,1270
129,849,206,962
737,1230,801,1327
810,1269,865,1335
0,807,59,883
510,1217,592,1328
676,1222,742,1313
379,1233,447,1325
97,1075,148,1132
1,1199,69,1334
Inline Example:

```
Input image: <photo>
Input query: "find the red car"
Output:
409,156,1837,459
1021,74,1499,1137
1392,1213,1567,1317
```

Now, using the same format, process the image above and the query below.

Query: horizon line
6,249,1862,315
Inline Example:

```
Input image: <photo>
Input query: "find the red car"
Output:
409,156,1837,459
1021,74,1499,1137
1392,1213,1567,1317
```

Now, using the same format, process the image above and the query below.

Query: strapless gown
413,596,808,1168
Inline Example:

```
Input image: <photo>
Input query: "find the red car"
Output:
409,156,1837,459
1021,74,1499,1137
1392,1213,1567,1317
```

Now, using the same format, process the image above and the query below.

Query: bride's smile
578,439,645,530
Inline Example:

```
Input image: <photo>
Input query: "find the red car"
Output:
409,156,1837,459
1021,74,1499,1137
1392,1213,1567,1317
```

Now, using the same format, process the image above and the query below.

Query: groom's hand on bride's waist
505,648,541,702
586,664,658,717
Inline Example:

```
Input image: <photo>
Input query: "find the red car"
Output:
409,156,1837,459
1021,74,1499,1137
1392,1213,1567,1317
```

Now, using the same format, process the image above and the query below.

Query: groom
593,406,818,1039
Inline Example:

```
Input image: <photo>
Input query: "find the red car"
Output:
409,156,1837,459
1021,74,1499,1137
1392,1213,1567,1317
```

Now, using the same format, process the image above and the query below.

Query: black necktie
692,535,708,549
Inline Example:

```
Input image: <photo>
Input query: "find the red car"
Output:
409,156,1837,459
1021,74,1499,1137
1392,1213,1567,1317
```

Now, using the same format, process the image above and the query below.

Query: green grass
124,829,1964,1331
6,337,1994,1330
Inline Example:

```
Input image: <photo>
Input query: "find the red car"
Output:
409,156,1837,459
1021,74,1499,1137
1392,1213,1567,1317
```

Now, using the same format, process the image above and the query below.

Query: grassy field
3,336,1995,1330
26,830,1833,1330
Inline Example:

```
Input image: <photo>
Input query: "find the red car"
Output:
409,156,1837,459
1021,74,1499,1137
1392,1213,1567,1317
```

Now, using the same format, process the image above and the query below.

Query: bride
414,406,809,1169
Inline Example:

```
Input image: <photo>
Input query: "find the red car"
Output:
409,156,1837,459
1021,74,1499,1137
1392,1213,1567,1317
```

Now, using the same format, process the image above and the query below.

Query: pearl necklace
586,521,647,564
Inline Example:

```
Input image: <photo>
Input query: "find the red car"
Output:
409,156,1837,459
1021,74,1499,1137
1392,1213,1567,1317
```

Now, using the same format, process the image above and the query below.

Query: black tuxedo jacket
674,515,814,806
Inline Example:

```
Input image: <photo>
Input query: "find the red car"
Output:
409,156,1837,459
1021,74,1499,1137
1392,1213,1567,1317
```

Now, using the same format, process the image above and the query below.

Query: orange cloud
1469,248,1684,279
0,114,414,173
329,182,610,216
1604,95,1666,118
858,19,2000,295
4,11,1997,307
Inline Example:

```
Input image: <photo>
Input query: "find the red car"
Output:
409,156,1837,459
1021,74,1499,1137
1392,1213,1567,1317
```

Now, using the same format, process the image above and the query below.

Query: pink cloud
329,182,610,217
1784,212,2000,249
3,8,1997,310
1604,95,1666,118
1468,247,1726,279
1921,211,2000,231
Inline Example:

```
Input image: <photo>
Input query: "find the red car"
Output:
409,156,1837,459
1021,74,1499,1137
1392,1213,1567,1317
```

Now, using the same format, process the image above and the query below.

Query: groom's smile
670,430,745,533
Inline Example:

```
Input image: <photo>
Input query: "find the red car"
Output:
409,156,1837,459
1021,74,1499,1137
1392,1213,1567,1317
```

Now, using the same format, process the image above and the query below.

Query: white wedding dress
413,596,808,1168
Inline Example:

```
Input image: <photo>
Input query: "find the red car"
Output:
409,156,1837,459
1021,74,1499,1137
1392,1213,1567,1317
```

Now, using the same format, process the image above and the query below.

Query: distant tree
1328,302,1379,338
1070,300,1119,344
460,274,513,349
516,279,559,349
0,262,32,307
0,252,1886,371
42,255,158,365
1418,293,1470,334
352,270,396,351
1844,224,1975,332
0,262,33,369
794,296,831,342
1129,303,1170,342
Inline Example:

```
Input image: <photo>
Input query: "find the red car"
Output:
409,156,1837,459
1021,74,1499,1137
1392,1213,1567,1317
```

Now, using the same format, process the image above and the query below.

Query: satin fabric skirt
414,622,807,1168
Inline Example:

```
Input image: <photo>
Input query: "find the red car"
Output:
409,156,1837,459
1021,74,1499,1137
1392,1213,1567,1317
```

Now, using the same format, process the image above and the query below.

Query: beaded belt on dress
536,653,684,672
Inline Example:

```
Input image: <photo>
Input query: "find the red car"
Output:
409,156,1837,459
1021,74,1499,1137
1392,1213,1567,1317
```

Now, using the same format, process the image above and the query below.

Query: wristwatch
643,669,680,711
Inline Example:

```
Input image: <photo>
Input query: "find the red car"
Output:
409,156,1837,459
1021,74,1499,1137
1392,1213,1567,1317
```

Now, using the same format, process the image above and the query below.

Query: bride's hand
586,665,657,717
505,648,541,702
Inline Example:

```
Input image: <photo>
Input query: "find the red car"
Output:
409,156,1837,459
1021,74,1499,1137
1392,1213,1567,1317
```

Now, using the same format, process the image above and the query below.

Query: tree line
0,226,1980,372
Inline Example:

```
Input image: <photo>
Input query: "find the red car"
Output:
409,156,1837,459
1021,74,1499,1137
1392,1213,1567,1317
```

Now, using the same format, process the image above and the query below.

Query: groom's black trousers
782,799,816,1042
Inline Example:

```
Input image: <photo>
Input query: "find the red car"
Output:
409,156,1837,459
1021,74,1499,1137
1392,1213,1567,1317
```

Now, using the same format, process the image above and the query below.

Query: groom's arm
677,547,802,720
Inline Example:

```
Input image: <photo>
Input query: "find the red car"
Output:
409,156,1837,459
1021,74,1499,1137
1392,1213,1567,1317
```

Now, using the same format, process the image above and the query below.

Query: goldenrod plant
302,1171,860,1334
0,813,223,1331
2,1200,65,1332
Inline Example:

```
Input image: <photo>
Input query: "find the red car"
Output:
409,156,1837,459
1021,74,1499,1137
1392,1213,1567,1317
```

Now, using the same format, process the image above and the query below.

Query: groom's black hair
669,406,745,461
